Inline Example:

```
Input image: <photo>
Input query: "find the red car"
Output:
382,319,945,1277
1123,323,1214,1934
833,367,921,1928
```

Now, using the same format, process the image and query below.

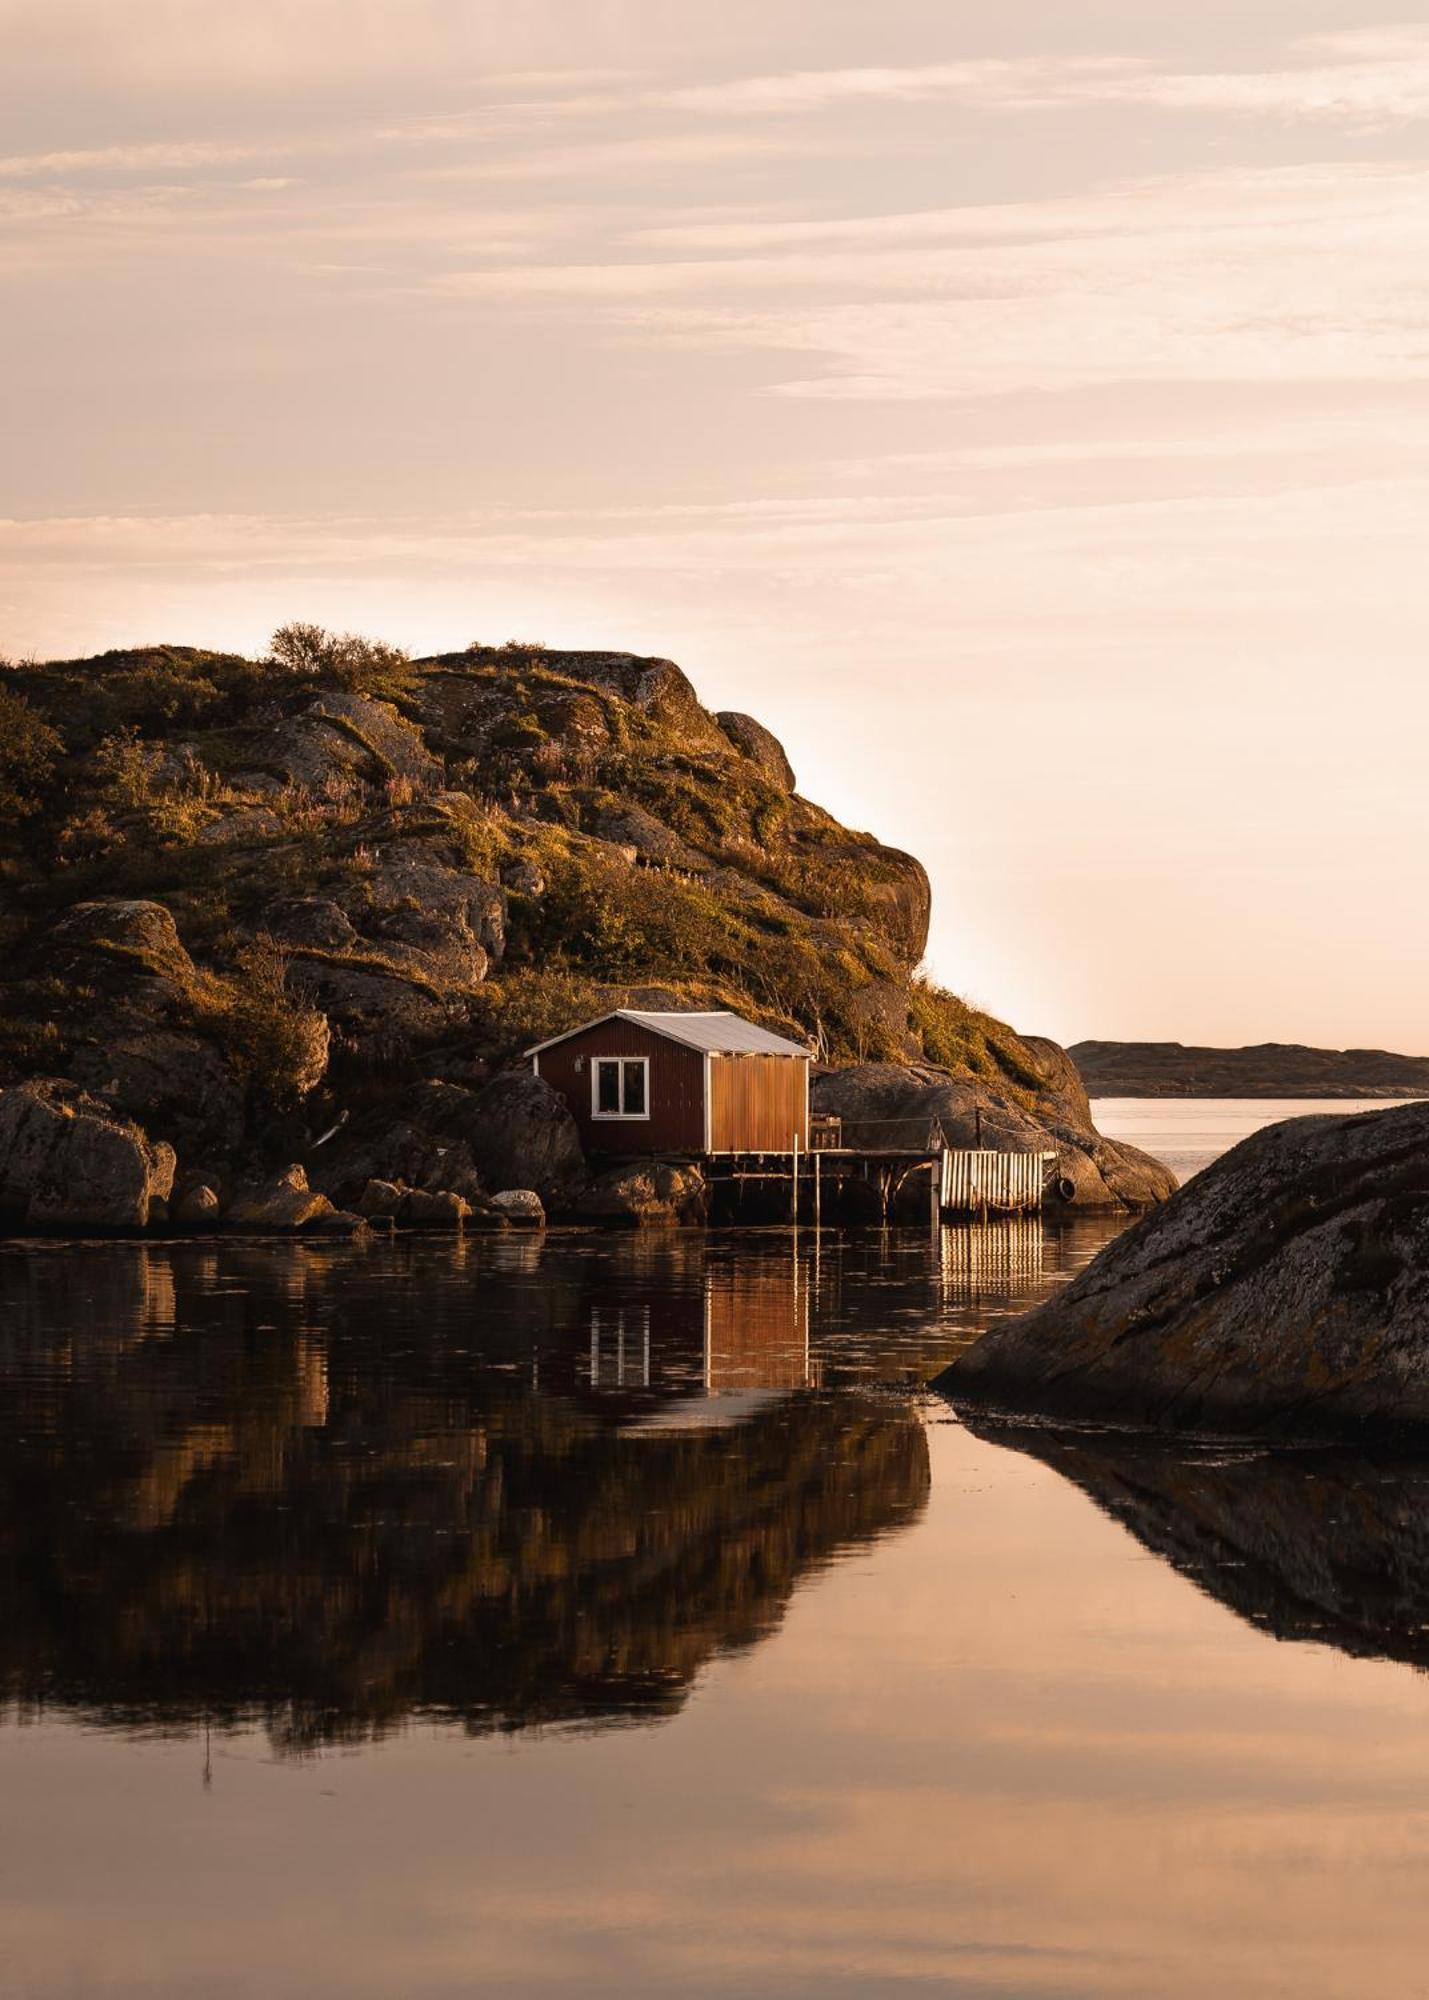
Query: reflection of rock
0,1240,929,1750
966,1417,1429,1674
942,1101,1429,1435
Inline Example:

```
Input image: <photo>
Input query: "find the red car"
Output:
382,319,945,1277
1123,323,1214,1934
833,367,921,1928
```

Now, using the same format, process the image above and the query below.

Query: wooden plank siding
707,1053,809,1154
534,1019,706,1155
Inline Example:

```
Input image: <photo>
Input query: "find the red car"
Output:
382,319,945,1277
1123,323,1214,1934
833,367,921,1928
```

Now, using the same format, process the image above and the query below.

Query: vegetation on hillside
0,630,1052,1120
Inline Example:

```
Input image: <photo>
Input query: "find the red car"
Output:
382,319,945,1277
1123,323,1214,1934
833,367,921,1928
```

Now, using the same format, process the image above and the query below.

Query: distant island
1071,1040,1429,1099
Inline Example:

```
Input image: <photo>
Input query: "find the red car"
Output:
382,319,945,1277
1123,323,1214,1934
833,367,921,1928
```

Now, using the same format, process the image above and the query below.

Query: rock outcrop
814,1054,1175,1211
0,1079,175,1231
941,1100,1429,1434
0,637,1173,1225
576,1161,708,1228
717,711,796,791
456,1071,586,1201
226,1165,340,1231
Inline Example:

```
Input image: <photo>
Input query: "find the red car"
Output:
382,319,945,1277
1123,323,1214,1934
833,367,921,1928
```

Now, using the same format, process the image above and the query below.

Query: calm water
1092,1093,1425,1185
4,1102,1429,1998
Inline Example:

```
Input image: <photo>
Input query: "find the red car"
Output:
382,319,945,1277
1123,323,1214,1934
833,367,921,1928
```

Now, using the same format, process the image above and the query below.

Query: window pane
622,1062,647,1115
596,1061,621,1113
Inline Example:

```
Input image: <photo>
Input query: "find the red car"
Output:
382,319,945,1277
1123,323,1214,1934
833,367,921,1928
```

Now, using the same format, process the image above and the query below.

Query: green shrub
269,623,415,702
202,937,330,1107
0,686,62,819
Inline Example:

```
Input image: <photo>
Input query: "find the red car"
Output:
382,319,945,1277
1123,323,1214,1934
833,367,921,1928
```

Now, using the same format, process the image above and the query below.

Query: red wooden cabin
528,1009,811,1158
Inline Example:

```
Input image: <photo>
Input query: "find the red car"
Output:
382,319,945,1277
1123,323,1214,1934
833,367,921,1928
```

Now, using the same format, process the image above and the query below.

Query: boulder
489,1188,546,1228
575,1161,707,1229
257,690,443,800
941,1100,1429,1436
30,901,252,1157
275,834,504,1054
38,899,197,1025
404,1188,470,1227
309,1209,369,1237
0,1079,176,1232
357,1178,406,1218
594,803,707,870
717,711,796,791
70,1029,246,1158
174,1182,222,1225
459,1070,586,1203
226,1165,336,1231
313,1101,488,1211
563,654,729,752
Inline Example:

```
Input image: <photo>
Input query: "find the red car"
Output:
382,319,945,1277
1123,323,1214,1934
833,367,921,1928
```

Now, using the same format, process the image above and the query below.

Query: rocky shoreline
0,637,1175,1237
940,1100,1429,1438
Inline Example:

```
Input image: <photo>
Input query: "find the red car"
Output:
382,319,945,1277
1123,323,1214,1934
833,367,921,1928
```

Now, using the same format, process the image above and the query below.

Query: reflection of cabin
528,1009,811,1158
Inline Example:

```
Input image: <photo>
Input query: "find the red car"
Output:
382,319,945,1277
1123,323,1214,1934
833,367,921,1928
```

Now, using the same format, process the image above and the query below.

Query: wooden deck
706,1141,1056,1219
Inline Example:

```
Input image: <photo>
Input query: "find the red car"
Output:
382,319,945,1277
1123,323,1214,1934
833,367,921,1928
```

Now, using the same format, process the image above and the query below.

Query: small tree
216,936,330,1108
0,686,62,820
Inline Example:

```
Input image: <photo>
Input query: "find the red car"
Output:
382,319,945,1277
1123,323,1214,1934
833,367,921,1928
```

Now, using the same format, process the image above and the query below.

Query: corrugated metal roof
619,1010,810,1056
526,1009,809,1059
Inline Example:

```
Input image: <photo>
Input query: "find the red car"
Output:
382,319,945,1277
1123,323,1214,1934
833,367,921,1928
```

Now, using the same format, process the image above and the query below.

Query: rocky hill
1072,1039,1429,1099
0,630,1173,1226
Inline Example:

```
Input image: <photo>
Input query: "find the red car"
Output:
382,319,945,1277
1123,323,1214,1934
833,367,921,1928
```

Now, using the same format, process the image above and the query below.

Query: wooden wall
534,1019,705,1155
707,1054,808,1154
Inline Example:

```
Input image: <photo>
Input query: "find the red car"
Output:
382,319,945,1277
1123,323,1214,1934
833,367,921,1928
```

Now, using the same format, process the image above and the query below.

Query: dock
707,1117,1057,1223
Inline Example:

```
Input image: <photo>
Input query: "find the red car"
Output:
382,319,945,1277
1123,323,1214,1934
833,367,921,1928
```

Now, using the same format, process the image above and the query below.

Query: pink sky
3,0,1427,1050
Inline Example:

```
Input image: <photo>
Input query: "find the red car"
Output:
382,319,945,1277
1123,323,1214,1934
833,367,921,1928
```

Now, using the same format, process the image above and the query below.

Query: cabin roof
526,1008,810,1060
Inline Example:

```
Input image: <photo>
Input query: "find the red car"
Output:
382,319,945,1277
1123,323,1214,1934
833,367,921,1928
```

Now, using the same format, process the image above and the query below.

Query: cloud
659,27,1429,128
662,57,1148,117
425,162,1429,403
0,139,274,180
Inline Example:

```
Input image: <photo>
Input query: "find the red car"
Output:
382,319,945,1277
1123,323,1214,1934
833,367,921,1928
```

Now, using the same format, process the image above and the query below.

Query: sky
3,0,1428,1052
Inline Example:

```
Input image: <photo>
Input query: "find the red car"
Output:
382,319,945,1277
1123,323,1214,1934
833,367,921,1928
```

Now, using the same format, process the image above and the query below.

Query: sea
0,1098,1424,1999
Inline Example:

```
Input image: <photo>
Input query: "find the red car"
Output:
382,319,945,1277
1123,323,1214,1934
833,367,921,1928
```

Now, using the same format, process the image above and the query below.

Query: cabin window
592,1056,649,1120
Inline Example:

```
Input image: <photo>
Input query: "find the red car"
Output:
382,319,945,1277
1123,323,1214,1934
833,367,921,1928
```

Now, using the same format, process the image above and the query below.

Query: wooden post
814,1147,822,1230
930,1150,942,1230
791,1131,800,1225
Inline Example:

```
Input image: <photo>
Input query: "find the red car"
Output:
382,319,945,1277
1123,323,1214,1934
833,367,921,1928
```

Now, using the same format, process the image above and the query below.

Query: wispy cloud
662,57,1146,117
660,27,1429,127
429,162,1429,404
0,139,276,180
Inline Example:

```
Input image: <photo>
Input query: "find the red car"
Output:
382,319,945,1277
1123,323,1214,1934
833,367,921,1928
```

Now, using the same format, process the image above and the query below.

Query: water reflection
966,1417,1429,1673
0,1223,1120,1756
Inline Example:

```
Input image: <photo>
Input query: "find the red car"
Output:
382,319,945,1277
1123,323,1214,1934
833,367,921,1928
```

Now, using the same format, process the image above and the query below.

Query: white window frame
591,1055,651,1122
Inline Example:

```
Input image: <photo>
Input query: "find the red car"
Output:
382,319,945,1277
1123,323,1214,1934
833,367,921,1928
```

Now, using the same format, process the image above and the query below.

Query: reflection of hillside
966,1419,1429,1673
0,1243,929,1751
